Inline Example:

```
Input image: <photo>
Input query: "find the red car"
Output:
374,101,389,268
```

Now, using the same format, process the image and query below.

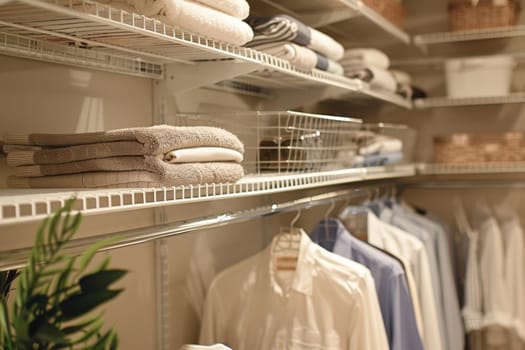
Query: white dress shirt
340,210,443,350
200,230,388,350
496,210,525,341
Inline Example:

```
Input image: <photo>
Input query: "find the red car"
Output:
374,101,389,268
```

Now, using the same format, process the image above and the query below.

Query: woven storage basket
362,0,405,29
448,1,520,31
434,132,525,163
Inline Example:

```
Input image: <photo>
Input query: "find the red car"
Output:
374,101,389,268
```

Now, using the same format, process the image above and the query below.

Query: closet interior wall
3,0,525,349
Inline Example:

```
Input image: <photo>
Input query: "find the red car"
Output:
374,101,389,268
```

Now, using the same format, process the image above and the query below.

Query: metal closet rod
0,186,382,272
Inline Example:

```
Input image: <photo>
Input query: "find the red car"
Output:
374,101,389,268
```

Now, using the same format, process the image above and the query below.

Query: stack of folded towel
4,125,245,188
104,0,253,46
340,48,398,93
245,15,345,74
353,133,404,167
390,69,428,100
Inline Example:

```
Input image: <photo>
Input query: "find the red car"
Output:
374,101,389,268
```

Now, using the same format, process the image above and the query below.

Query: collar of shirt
310,218,355,259
260,229,316,297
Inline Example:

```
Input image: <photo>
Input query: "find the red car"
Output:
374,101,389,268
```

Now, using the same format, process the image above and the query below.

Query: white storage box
445,55,515,98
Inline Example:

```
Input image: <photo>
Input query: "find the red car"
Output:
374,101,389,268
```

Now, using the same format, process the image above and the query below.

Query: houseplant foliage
0,198,127,349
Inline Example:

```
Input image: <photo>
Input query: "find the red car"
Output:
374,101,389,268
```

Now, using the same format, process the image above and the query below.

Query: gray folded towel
8,163,244,188
6,125,244,166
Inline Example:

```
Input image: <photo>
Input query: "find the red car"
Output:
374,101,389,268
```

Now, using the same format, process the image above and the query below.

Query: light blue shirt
389,204,464,350
311,219,424,350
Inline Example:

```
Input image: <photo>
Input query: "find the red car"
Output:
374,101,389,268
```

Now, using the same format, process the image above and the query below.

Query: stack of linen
105,0,253,45
4,125,245,188
340,48,398,93
245,15,345,74
390,69,428,100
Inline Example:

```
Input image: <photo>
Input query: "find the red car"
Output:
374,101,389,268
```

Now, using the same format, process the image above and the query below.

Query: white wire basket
173,111,415,176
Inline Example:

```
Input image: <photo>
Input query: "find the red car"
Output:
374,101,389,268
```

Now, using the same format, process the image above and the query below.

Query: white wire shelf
414,25,525,47
414,93,525,108
0,164,415,226
0,0,412,108
259,0,410,44
417,162,525,175
0,30,164,78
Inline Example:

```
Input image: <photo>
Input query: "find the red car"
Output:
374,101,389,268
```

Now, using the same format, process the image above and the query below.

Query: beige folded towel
6,125,244,166
8,162,244,188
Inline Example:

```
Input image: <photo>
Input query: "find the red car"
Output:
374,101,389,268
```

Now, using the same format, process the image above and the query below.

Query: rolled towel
8,162,245,188
5,125,244,166
194,0,249,19
246,15,344,61
249,42,318,70
130,0,253,45
352,151,403,167
164,147,243,163
340,48,390,69
345,66,397,93
316,54,344,75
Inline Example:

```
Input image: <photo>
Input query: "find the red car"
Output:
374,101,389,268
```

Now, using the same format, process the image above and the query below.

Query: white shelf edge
0,31,164,79
414,93,525,109
414,25,525,47
416,162,525,175
0,164,415,226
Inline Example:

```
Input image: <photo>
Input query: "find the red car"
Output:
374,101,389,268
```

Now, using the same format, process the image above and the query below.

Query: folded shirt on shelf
109,0,253,45
340,48,390,70
359,136,403,155
249,41,344,74
4,125,245,188
246,15,344,61
352,151,404,167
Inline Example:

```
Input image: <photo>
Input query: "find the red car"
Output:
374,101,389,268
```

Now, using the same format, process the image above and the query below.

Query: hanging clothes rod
400,180,525,189
0,187,380,272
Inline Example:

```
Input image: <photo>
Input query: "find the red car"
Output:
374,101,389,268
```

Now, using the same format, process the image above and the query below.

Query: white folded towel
309,28,344,61
250,42,318,70
163,147,244,163
341,48,390,69
346,66,398,92
132,0,253,45
194,0,249,19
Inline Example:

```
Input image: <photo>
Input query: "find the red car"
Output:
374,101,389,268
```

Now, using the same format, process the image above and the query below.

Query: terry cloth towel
8,163,244,188
194,0,249,19
12,155,244,178
164,147,243,163
390,69,412,85
340,48,390,69
249,42,318,70
359,136,403,155
246,15,344,61
345,67,398,93
130,0,253,45
316,54,344,75
5,125,244,166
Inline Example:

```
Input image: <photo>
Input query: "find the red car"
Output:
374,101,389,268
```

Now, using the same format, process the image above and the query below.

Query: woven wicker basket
448,1,520,31
362,0,405,29
434,132,525,163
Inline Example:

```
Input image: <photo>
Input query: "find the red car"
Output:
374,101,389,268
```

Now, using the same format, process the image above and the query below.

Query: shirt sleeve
199,281,225,345
348,271,389,350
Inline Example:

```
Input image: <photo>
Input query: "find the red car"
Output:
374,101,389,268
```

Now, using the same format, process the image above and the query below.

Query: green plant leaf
61,313,101,335
32,319,68,343
60,289,123,320
77,237,121,276
79,270,127,293
91,330,113,350
27,293,48,310
69,319,104,345
0,301,14,349
109,332,119,350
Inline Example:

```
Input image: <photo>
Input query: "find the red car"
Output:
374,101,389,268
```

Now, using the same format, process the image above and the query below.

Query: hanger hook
324,200,336,221
290,209,301,231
